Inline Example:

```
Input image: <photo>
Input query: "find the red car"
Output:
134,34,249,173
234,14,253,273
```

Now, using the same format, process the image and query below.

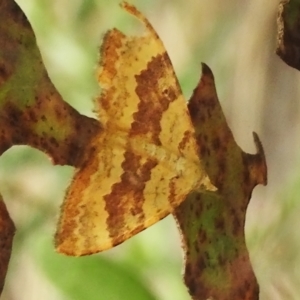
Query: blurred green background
0,0,299,299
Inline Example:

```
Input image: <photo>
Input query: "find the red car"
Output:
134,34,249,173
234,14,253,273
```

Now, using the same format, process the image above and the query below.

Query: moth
55,2,214,256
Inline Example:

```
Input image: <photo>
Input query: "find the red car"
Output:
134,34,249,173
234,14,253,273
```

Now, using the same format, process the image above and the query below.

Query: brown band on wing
104,150,158,240
132,53,179,146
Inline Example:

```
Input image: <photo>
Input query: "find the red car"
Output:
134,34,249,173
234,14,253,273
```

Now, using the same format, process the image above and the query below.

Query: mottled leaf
0,195,15,294
0,0,99,294
0,0,100,165
174,64,267,300
276,0,300,70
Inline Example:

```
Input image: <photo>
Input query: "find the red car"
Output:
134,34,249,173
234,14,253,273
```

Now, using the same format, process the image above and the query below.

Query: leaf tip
251,132,268,186
201,62,213,77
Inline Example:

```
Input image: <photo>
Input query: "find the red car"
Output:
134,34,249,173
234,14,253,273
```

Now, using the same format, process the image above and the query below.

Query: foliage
0,1,299,300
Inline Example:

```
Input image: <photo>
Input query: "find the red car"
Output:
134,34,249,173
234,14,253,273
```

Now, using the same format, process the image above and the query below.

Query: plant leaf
0,0,100,165
276,0,300,70
0,0,99,294
174,64,267,300
0,195,15,294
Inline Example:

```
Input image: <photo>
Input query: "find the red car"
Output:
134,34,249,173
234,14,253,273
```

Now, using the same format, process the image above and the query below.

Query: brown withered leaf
55,2,215,256
276,0,300,70
0,0,100,166
0,195,15,294
174,64,267,300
